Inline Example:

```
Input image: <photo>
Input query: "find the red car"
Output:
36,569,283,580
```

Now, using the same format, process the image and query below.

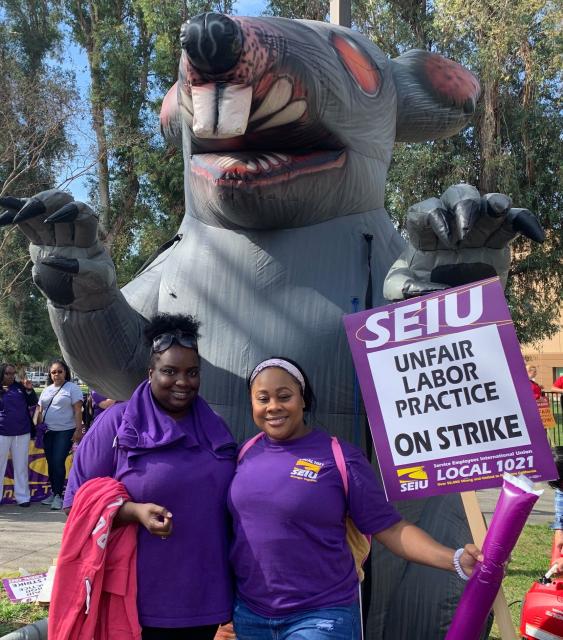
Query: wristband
453,547,470,581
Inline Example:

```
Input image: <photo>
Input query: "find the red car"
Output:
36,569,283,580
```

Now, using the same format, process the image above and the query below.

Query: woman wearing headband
61,314,237,639
228,357,482,639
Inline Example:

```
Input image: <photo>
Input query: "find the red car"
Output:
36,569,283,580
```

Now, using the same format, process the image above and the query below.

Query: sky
58,0,268,203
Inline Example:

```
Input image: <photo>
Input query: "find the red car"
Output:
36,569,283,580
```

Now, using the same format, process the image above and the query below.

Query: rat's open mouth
190,149,347,186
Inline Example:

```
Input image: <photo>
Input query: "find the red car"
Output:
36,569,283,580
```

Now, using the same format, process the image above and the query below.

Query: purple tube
445,473,542,640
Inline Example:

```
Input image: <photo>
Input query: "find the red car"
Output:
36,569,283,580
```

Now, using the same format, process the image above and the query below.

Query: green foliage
266,0,328,20
350,0,562,343
0,1,76,365
489,523,554,638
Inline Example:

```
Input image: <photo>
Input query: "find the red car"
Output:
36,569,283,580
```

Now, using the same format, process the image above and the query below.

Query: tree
0,1,76,364
352,0,562,343
432,0,562,344
63,0,235,285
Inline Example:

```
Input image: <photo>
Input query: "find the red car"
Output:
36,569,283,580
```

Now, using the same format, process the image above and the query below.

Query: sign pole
329,0,351,27
461,491,518,640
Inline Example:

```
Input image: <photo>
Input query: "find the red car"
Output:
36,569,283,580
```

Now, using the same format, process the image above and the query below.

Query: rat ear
391,50,480,142
160,82,185,148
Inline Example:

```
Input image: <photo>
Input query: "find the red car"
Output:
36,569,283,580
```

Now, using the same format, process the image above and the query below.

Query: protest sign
537,396,556,429
2,573,47,603
1,441,72,504
343,277,556,500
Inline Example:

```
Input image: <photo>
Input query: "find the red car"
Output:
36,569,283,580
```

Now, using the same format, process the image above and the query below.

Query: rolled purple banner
445,473,542,640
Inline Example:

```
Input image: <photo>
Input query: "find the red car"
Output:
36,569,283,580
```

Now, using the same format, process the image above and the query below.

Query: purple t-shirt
64,381,237,628
228,429,402,617
90,389,107,420
0,383,35,436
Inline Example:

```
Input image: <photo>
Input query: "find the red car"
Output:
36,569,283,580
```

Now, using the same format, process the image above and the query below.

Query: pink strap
332,436,372,548
331,436,348,497
237,432,265,462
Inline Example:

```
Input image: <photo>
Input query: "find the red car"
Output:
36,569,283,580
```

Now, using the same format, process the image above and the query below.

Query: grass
0,525,555,637
488,523,553,639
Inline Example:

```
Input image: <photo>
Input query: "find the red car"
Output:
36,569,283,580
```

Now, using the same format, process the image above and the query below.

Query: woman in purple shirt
229,357,482,640
64,314,237,640
0,363,38,507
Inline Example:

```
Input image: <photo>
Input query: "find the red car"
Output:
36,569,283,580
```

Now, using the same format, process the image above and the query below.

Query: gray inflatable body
2,14,518,639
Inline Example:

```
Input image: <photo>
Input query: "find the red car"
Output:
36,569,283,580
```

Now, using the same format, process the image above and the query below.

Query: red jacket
48,477,141,640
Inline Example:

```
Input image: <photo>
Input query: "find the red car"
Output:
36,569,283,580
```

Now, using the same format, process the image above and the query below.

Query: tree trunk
478,79,500,193
520,41,535,186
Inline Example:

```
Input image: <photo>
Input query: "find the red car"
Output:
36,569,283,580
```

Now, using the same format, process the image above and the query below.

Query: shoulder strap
237,432,265,462
43,382,66,421
331,436,348,497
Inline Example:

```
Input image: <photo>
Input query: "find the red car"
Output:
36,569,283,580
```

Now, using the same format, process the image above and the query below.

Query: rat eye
330,32,382,97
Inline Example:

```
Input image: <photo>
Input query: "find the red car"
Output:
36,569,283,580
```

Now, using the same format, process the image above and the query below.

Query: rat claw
13,198,47,223
482,193,512,217
452,198,481,242
41,257,80,273
428,206,452,247
45,203,80,223
0,196,26,212
0,211,17,226
507,208,545,243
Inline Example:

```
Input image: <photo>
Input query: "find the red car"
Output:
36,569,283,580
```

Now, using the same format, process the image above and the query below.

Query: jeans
553,487,563,530
43,429,73,496
233,598,361,640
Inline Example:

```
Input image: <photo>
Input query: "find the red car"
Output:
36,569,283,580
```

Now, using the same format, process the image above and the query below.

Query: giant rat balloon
0,13,542,638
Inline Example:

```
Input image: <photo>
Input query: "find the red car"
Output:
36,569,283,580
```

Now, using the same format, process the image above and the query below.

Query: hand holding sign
383,184,545,300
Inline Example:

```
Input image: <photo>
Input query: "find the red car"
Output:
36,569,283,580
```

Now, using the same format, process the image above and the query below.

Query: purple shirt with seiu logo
228,429,402,617
64,380,237,628
0,384,33,436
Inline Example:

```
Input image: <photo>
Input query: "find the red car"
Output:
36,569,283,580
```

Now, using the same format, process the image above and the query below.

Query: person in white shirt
36,359,84,510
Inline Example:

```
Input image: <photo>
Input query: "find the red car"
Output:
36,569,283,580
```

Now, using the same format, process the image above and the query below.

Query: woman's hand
116,501,173,538
72,427,84,444
458,544,484,577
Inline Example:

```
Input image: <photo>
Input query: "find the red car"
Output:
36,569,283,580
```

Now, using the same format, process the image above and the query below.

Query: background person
37,359,84,510
62,314,236,640
554,489,563,572
89,389,117,422
552,374,563,408
229,358,482,639
527,364,543,400
0,363,38,507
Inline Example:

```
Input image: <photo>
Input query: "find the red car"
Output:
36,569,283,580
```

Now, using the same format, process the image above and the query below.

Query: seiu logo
397,466,429,492
290,458,323,483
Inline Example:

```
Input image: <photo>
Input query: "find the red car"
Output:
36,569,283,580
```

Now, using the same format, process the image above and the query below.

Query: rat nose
181,13,243,75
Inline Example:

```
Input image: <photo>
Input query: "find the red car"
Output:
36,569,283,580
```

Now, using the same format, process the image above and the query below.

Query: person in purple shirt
0,363,38,507
63,314,237,640
89,389,117,423
229,357,483,640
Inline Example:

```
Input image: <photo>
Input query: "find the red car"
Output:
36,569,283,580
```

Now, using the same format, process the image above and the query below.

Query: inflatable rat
0,13,543,638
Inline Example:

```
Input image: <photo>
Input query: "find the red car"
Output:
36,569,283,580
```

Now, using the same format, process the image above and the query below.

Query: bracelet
453,548,470,581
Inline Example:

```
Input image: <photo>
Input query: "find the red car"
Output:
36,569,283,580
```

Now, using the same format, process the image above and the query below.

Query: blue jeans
553,488,563,529
43,429,73,496
233,598,361,640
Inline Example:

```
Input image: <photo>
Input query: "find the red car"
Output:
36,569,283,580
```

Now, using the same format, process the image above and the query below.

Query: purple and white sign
2,573,47,603
343,277,557,501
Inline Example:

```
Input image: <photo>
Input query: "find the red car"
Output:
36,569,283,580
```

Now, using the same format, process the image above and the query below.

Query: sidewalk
0,484,556,574
0,502,66,573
